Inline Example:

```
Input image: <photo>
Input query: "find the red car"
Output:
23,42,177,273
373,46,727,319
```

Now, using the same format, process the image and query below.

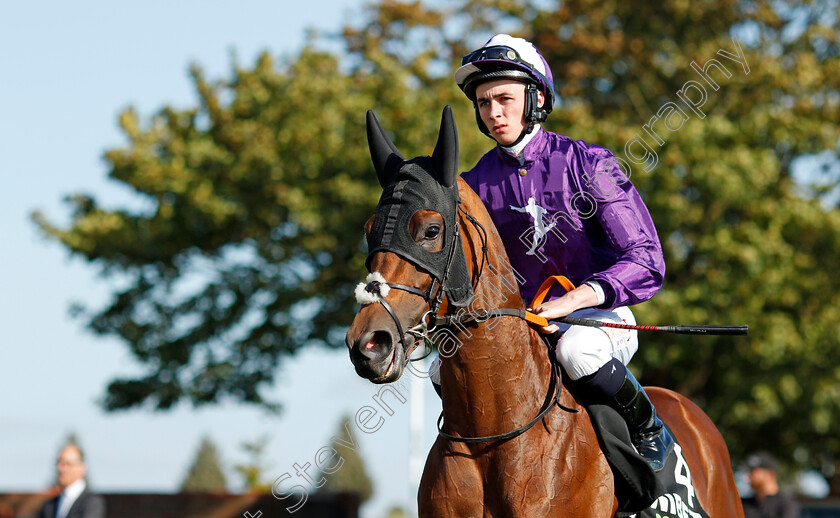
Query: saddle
544,339,708,516
597,412,711,518
542,326,663,512
536,278,708,516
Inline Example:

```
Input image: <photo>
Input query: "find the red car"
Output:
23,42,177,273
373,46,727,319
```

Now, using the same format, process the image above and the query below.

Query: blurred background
1,0,838,517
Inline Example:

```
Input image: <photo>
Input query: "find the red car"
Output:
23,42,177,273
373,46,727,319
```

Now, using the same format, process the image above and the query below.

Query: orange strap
524,275,577,328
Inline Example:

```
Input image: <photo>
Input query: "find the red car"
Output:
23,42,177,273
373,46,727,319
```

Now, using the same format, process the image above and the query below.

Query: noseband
356,202,578,441
356,204,488,368
354,270,439,365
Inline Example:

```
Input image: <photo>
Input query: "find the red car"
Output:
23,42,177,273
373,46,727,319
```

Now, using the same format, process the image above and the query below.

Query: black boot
608,369,675,471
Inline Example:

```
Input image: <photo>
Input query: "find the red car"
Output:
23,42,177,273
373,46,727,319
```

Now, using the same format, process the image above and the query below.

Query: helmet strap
524,83,548,125
507,122,535,147
473,82,545,146
509,83,546,146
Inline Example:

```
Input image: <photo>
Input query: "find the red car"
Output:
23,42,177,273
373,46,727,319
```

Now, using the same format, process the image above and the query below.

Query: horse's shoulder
646,386,706,415
647,386,723,445
645,385,682,401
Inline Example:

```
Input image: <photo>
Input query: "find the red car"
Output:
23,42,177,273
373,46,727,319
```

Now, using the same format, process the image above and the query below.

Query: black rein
376,203,578,443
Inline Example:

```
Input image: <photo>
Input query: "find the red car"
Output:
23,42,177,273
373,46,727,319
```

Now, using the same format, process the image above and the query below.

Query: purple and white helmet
455,34,556,111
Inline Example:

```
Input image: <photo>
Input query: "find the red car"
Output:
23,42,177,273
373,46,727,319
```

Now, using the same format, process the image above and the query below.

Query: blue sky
0,2,445,517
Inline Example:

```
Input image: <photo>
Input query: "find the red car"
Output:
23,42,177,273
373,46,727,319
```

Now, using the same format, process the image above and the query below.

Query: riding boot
607,368,675,472
566,358,675,472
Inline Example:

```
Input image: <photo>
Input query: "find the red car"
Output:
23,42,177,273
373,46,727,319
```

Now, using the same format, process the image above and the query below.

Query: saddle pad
587,405,711,517
618,443,713,518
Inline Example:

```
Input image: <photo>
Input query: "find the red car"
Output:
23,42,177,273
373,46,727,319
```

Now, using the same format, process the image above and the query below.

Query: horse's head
346,106,474,383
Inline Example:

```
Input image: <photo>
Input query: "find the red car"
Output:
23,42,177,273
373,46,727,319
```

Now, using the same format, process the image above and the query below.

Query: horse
345,106,744,517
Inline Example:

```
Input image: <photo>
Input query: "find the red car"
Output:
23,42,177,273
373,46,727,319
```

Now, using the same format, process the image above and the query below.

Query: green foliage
34,48,380,412
383,507,412,518
34,0,840,490
234,434,273,493
181,436,227,492
317,416,374,504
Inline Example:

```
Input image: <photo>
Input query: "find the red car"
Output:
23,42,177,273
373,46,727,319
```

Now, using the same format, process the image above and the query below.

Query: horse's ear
366,110,405,188
432,105,459,188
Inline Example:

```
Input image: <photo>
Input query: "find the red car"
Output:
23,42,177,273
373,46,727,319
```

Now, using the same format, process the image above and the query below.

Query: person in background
36,443,105,518
741,451,800,518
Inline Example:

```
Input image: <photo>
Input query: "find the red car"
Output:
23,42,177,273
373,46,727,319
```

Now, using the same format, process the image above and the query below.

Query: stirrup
633,420,675,472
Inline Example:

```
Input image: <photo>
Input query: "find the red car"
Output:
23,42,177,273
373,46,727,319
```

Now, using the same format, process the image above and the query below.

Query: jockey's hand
530,284,599,334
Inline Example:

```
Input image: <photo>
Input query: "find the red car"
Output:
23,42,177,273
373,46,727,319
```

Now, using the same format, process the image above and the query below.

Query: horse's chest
485,437,616,511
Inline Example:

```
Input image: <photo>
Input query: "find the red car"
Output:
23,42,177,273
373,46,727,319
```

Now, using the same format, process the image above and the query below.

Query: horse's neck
454,177,528,313
438,181,555,435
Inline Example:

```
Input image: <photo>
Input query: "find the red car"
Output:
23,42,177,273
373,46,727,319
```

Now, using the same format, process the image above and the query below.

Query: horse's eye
425,225,441,240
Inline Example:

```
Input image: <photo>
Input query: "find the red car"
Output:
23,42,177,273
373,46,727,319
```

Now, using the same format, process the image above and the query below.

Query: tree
316,416,374,504
34,0,840,491
383,507,411,518
345,0,840,488
31,20,462,413
507,0,840,484
234,434,273,493
181,436,227,492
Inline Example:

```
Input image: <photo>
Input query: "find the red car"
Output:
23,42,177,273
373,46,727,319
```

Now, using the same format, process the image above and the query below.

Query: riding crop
555,316,749,336
527,276,749,336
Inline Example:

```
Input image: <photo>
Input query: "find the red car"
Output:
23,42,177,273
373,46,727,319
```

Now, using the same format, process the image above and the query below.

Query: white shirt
55,479,86,518
501,124,541,164
586,280,606,305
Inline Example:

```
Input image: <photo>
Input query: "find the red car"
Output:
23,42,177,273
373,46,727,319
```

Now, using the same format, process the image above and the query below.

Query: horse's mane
454,176,529,314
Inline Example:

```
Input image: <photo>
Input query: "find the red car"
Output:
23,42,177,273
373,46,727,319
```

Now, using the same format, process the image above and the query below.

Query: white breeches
554,306,638,380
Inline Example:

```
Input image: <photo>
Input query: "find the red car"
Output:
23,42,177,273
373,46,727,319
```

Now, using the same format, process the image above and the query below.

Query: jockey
444,33,674,471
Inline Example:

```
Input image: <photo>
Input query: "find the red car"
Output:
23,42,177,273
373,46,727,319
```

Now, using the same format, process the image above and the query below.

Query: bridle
361,202,484,370
358,200,577,443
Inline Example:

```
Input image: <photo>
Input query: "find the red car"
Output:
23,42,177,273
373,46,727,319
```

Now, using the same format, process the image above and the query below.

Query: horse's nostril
357,330,393,360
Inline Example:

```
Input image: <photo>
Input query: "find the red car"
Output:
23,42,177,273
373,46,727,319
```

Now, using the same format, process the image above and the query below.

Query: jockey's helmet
455,34,556,139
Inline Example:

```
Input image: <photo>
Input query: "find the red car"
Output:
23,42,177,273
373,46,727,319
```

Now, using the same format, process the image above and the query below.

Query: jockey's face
475,79,544,146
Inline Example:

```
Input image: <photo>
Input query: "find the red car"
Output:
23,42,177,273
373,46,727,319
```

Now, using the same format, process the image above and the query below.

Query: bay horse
345,106,744,517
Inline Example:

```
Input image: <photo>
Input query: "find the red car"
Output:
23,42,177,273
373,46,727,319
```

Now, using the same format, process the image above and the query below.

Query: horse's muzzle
346,329,408,383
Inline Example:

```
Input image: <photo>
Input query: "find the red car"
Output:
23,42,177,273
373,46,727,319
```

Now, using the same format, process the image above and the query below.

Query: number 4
673,443,696,508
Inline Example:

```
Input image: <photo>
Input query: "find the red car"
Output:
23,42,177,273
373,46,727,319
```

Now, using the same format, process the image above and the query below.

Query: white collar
501,124,541,163
61,479,86,500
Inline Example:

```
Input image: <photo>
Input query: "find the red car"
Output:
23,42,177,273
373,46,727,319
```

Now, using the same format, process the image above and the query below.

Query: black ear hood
365,106,474,307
